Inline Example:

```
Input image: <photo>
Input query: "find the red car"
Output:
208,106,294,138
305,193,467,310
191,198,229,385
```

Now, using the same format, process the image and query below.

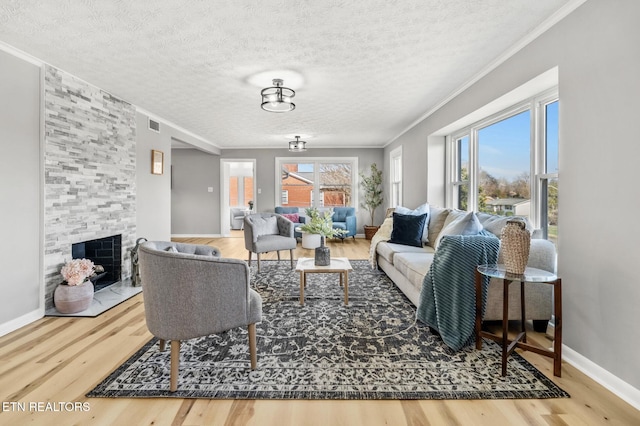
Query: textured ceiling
0,0,573,150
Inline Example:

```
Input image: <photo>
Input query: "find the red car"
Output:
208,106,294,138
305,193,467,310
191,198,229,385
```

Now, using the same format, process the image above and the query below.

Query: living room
1,0,639,424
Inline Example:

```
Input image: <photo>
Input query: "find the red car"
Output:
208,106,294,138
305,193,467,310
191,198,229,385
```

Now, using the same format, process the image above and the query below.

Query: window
390,147,402,207
447,91,559,240
276,157,358,209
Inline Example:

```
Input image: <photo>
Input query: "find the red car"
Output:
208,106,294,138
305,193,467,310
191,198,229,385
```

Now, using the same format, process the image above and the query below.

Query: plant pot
314,237,331,266
54,280,94,314
364,225,380,240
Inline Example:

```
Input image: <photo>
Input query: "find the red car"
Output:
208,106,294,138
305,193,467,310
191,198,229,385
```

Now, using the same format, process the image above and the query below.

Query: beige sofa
374,207,556,330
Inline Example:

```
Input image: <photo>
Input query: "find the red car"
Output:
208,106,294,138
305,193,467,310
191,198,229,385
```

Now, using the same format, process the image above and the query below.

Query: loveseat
372,206,555,330
274,207,306,239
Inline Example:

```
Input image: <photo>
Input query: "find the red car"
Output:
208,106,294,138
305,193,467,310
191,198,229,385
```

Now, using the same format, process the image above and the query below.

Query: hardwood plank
0,235,637,425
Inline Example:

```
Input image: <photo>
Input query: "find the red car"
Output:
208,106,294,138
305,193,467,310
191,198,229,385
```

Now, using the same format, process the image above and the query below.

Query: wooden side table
474,264,563,377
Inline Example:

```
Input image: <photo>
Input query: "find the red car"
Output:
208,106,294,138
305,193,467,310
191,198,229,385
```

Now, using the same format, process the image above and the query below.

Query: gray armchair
138,241,262,392
230,208,246,230
244,213,297,272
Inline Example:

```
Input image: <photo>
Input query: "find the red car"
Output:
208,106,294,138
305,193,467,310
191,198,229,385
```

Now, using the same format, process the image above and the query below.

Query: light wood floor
0,235,637,425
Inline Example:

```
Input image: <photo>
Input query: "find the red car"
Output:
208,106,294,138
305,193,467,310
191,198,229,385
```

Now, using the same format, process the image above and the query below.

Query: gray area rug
87,260,568,399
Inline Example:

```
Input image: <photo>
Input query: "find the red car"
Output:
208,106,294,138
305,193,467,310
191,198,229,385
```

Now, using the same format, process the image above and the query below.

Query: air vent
148,119,160,133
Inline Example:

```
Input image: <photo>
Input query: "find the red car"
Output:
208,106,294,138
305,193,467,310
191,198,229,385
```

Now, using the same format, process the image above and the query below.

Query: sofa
274,207,306,239
373,206,555,330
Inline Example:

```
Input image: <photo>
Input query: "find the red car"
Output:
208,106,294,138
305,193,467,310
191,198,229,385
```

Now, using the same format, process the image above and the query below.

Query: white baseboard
171,234,222,238
0,308,44,337
564,344,640,411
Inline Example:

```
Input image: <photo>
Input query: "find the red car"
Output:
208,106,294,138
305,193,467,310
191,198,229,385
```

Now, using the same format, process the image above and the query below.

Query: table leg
475,269,483,350
344,271,349,305
299,271,305,306
520,282,527,344
553,278,563,377
502,279,510,376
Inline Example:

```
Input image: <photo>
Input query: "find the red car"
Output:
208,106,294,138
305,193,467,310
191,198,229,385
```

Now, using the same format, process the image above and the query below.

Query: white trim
563,345,640,411
0,309,44,337
0,41,43,66
384,0,586,147
136,106,221,151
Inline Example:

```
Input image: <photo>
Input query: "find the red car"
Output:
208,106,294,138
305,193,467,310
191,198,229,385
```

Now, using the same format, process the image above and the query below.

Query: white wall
386,0,640,397
0,50,42,333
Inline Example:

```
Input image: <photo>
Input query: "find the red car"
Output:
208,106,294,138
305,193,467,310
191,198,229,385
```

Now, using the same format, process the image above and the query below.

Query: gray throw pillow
434,211,483,250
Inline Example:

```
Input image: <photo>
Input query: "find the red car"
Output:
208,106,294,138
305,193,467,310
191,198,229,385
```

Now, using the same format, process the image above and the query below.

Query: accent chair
138,241,262,392
244,213,297,272
331,207,357,240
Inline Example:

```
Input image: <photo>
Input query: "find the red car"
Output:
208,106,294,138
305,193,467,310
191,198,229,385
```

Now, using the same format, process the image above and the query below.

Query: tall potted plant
360,163,383,240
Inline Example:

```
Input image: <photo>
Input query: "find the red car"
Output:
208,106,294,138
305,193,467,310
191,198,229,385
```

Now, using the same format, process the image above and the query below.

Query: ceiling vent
148,118,160,133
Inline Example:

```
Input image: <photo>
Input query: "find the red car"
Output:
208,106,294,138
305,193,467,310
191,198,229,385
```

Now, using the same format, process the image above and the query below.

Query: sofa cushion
426,206,451,247
389,212,428,247
394,252,434,290
280,213,299,223
434,211,483,250
395,203,430,243
476,212,534,237
376,241,434,265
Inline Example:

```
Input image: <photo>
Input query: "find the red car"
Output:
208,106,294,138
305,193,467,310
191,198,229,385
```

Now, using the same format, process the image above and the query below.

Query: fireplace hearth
72,235,122,291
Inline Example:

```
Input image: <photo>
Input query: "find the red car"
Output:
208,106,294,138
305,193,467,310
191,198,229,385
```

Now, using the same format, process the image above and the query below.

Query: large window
448,91,559,241
276,157,358,209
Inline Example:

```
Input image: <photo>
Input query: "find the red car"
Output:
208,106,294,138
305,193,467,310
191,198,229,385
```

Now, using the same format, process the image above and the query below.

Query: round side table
475,264,562,377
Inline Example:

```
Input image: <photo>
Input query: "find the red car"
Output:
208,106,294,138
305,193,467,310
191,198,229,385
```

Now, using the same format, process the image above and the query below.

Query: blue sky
477,101,558,180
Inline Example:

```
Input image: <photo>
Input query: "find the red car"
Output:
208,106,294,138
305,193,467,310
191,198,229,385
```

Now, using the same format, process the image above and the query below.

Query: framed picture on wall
151,150,164,175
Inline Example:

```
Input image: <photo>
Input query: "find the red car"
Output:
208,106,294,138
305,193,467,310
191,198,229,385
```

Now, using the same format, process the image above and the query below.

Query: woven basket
500,218,530,274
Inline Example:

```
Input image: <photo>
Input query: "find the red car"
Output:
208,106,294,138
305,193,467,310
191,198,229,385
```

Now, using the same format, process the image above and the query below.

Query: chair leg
248,323,258,370
277,250,281,260
170,340,180,392
257,253,261,272
159,339,166,352
247,251,252,265
290,249,294,269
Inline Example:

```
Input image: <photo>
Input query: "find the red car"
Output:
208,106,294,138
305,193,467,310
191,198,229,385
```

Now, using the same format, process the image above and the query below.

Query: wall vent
148,118,160,133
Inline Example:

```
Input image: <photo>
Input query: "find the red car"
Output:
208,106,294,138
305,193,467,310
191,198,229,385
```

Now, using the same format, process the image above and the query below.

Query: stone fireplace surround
43,65,137,311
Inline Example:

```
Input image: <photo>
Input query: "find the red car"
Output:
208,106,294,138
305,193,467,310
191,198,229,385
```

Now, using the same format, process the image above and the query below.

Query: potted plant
360,163,383,240
54,258,96,314
300,207,347,265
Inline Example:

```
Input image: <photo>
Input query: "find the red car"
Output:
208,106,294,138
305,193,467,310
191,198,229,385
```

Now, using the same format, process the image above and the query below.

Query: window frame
389,146,402,208
275,157,359,210
446,88,558,233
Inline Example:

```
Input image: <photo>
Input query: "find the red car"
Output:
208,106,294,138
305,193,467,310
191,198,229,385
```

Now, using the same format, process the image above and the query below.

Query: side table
475,264,562,377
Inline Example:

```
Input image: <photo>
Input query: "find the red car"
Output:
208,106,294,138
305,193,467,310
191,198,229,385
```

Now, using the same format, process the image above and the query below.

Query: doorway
220,159,256,237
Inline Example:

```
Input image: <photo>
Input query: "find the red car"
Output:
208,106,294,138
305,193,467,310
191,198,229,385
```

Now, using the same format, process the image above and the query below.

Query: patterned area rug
87,260,568,399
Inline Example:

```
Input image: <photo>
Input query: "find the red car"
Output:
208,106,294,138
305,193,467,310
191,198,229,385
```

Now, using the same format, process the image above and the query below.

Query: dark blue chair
331,207,356,240
274,207,306,239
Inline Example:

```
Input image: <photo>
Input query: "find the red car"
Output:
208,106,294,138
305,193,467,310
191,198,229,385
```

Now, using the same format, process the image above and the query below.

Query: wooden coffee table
295,257,353,306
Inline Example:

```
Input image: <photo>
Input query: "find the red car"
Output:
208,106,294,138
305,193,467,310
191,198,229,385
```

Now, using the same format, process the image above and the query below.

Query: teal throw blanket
416,231,500,351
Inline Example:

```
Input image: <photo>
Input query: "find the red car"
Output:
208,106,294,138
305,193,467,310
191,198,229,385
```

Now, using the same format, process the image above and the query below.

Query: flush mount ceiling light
288,136,307,152
261,79,295,112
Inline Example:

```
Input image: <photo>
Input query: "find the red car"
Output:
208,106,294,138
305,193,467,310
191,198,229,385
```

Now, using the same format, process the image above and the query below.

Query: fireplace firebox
72,235,122,291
